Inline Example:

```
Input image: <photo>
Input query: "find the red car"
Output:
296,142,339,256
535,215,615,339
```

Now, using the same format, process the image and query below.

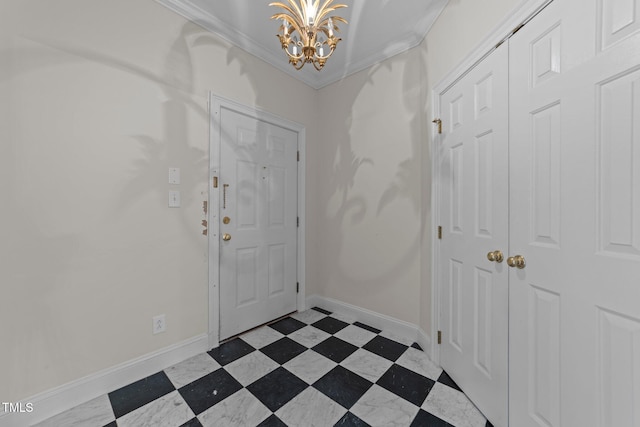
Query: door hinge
432,118,442,134
213,176,218,188
437,226,442,240
297,216,299,227
296,282,299,293
437,330,442,345
297,150,300,162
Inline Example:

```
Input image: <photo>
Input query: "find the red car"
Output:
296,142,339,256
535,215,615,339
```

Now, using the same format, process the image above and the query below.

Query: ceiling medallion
269,0,348,71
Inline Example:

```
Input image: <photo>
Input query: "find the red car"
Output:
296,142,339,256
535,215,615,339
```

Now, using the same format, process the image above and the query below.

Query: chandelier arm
316,4,347,23
284,40,305,61
271,12,305,35
284,0,304,22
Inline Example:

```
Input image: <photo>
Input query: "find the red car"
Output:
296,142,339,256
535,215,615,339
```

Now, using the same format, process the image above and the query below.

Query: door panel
509,0,640,426
438,42,509,427
219,108,298,340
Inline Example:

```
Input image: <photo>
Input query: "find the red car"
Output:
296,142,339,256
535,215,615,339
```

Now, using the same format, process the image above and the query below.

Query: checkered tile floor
36,308,492,427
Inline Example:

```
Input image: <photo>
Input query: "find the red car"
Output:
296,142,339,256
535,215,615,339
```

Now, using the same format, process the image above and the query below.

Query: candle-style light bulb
328,17,334,37
307,0,315,25
282,18,288,36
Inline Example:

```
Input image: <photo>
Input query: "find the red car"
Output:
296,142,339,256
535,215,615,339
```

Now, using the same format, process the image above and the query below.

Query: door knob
507,255,526,269
222,233,231,241
487,250,504,263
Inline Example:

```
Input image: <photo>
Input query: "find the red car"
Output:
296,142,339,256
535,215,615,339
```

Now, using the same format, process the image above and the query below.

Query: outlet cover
153,314,166,334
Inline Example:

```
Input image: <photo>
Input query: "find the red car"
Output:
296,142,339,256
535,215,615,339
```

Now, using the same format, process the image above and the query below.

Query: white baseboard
306,294,432,350
0,334,209,427
416,328,433,360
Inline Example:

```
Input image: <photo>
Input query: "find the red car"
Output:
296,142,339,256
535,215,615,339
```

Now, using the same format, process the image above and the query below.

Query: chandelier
269,0,348,71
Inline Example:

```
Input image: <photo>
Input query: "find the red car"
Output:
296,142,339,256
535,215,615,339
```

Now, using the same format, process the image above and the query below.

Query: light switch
169,168,180,185
168,191,181,208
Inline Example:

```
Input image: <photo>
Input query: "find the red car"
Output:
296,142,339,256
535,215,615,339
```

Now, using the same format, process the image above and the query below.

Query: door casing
208,94,306,348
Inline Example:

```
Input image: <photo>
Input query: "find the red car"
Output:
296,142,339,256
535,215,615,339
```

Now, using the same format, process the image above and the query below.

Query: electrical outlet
152,314,166,334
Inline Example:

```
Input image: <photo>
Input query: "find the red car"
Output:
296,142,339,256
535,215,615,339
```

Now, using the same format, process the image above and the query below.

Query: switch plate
168,168,180,185
169,191,181,208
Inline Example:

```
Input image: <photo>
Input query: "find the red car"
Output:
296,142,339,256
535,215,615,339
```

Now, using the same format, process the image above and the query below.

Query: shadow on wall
317,39,430,315
1,20,238,400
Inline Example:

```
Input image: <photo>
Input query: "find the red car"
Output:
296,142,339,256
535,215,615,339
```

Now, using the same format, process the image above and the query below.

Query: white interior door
438,42,509,427
218,106,298,341
509,0,640,425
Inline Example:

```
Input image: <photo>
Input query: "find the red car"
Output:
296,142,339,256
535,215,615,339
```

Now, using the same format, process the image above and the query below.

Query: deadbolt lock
222,233,231,241
487,250,504,263
223,216,231,224
507,255,526,269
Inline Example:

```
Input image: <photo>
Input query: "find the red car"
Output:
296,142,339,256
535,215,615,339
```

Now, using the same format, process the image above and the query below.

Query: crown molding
156,0,448,89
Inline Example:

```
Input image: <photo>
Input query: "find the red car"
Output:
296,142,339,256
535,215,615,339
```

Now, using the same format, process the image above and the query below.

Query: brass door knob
487,250,504,263
222,233,231,241
507,255,526,269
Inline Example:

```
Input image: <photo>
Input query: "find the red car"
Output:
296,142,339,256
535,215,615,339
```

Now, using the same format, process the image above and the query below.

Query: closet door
438,42,509,427
509,0,640,426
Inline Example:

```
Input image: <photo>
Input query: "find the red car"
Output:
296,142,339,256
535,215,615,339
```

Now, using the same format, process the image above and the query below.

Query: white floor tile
283,349,337,385
33,394,114,427
117,391,194,427
422,383,487,427
290,309,327,325
275,387,347,427
224,351,279,386
351,384,420,427
340,348,393,383
334,324,377,347
240,326,284,349
288,325,331,348
165,353,221,389
198,388,271,427
395,347,443,381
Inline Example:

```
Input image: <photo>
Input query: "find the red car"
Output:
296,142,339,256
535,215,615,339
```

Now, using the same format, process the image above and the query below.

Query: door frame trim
429,0,553,363
208,94,306,349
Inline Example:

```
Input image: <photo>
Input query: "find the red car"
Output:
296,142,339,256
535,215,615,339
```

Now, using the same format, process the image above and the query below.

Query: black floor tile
108,371,175,418
410,410,454,426
103,423,117,427
362,335,408,362
486,421,495,427
247,367,308,412
312,316,349,334
438,371,462,392
313,365,373,409
207,338,255,366
377,364,435,406
312,306,332,315
260,337,307,364
257,414,288,427
353,321,382,334
179,418,204,427
269,317,307,335
334,411,371,426
179,368,242,415
412,342,423,351
312,336,358,363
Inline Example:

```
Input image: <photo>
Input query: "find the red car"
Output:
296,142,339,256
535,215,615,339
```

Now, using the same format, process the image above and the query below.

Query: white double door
438,0,640,426
216,104,299,341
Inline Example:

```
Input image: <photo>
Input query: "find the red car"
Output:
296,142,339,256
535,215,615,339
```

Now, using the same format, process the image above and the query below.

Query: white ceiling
155,0,449,89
